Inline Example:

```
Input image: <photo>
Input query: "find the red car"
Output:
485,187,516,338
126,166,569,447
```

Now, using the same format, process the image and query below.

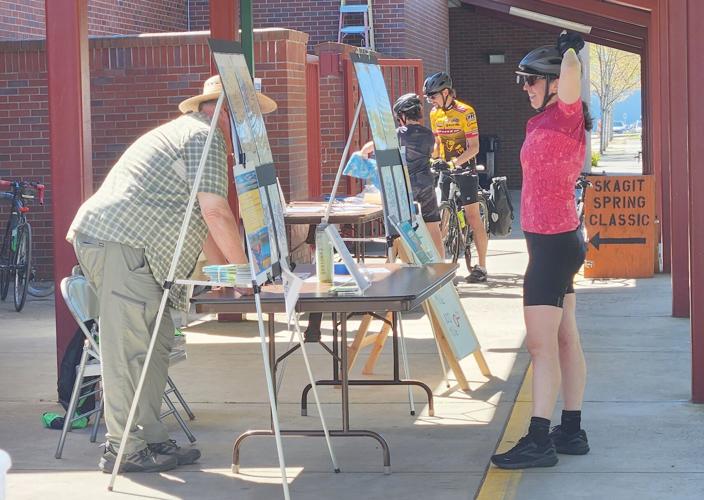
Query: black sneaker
98,443,178,473
490,436,558,469
148,439,201,465
466,265,487,283
549,425,590,455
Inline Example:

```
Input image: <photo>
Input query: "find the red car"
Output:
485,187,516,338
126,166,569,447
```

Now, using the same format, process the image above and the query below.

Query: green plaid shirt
67,112,228,310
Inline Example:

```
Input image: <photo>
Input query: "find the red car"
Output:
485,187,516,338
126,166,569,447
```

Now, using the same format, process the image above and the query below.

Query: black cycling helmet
393,93,422,118
516,45,562,77
423,72,453,95
516,46,563,112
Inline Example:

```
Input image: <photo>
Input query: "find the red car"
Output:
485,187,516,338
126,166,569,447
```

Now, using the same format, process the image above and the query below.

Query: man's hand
430,158,451,172
557,30,585,56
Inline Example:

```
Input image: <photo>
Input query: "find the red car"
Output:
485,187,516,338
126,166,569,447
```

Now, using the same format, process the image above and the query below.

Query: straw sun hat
179,75,278,115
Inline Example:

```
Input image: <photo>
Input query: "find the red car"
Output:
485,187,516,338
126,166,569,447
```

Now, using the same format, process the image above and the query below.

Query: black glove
430,158,451,172
557,31,585,56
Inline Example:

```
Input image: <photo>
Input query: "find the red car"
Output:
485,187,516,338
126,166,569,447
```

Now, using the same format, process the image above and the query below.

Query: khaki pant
73,234,173,454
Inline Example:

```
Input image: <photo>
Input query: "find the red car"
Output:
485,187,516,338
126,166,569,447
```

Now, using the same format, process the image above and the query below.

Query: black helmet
393,93,422,117
516,45,562,77
423,72,453,95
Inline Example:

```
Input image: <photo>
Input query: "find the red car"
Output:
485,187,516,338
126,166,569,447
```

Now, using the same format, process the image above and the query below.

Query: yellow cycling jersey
429,99,479,162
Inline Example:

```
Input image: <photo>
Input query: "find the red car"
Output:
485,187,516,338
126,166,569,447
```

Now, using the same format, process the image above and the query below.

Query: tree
590,44,641,153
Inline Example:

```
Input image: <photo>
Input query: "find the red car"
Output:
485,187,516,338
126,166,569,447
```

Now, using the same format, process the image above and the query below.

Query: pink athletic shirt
520,98,586,234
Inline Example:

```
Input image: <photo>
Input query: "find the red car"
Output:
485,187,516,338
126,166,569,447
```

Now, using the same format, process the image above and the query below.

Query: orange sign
583,175,656,278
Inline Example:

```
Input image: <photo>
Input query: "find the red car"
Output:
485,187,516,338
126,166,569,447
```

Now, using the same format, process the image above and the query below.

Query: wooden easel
346,239,491,390
347,311,394,374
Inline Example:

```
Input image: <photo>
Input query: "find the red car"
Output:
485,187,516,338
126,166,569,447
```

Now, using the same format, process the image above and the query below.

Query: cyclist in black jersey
360,93,443,254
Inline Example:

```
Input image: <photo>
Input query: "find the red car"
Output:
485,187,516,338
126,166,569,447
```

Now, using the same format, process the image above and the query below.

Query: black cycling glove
557,31,585,56
430,158,451,171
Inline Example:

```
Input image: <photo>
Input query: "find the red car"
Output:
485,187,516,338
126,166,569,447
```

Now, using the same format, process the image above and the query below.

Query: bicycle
434,165,490,271
0,179,46,311
575,173,593,227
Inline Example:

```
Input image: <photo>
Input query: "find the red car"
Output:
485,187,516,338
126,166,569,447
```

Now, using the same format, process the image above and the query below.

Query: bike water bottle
457,209,467,230
315,223,334,283
10,226,17,252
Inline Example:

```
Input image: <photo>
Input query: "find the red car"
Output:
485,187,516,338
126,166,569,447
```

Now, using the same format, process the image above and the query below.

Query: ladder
338,0,375,50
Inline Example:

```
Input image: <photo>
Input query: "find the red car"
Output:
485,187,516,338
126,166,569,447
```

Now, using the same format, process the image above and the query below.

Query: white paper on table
331,205,367,213
358,266,391,274
285,206,325,214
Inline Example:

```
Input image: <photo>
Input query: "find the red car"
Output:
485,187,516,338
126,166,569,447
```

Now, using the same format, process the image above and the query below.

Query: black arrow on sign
589,232,646,250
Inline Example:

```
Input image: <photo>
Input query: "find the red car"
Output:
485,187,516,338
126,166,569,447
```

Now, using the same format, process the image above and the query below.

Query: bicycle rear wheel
28,281,55,298
0,267,8,300
439,201,461,262
13,223,31,312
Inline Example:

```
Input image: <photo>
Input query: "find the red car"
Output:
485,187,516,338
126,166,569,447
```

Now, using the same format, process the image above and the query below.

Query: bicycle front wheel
0,217,13,301
13,223,31,312
439,201,461,262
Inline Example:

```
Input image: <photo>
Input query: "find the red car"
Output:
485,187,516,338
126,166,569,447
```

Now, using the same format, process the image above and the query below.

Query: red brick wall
0,1,45,40
0,44,51,277
1,1,449,77
252,0,447,77
255,30,310,201
0,0,188,41
1,29,310,278
88,0,187,35
314,43,357,196
405,0,448,76
449,6,552,188
187,0,210,31
88,35,211,185
253,0,340,53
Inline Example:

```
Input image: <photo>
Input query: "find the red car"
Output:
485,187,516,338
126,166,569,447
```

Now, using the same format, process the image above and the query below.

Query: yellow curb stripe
476,364,533,500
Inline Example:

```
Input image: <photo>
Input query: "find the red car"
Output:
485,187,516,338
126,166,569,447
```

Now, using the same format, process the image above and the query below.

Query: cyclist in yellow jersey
425,71,488,283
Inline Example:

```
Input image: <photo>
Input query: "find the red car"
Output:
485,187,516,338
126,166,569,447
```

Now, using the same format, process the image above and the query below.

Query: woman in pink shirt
492,32,593,470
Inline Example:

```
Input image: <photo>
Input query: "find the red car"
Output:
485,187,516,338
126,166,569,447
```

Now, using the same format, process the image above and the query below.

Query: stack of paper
202,264,252,286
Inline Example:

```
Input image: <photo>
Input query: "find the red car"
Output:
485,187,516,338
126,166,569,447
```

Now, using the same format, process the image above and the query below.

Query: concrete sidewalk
1,200,699,499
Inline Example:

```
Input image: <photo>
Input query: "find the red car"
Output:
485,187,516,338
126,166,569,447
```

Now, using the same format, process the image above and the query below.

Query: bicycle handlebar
430,160,485,175
575,174,592,189
0,179,45,205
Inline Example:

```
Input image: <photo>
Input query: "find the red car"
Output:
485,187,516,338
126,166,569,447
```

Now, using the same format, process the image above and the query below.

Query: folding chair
55,266,196,459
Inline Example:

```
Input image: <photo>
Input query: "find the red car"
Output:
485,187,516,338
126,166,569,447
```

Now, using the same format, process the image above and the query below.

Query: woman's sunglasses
517,75,545,86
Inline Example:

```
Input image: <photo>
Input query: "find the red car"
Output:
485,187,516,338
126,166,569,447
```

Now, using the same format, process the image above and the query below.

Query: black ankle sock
528,416,551,445
561,410,581,434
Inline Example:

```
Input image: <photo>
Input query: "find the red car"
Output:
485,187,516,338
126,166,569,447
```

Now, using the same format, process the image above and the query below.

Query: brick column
254,28,310,261
314,42,358,196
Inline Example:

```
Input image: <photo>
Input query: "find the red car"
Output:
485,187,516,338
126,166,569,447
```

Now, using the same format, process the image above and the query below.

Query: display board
210,39,289,285
350,51,415,233
389,216,480,360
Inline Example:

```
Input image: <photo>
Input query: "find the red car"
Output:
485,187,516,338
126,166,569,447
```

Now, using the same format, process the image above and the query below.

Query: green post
240,0,254,75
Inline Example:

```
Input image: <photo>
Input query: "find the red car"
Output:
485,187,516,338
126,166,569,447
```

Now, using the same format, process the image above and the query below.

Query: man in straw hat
66,75,276,473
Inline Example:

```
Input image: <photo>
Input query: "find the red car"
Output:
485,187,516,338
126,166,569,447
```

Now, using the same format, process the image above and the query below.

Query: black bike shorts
523,228,586,308
410,171,441,223
440,171,479,205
